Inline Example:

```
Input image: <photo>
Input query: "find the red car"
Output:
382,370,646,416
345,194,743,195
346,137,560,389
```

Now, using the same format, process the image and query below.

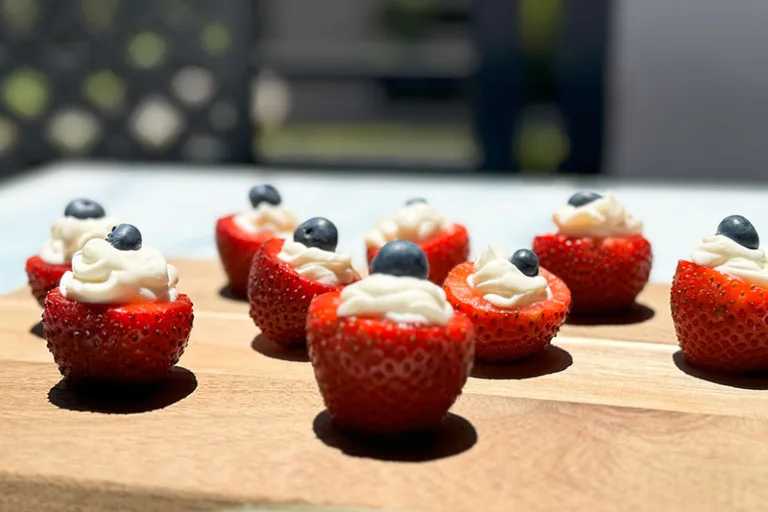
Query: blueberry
716,215,759,250
249,184,281,208
293,217,338,252
371,240,429,280
64,198,105,219
510,249,539,277
405,197,427,206
107,224,142,251
568,191,602,208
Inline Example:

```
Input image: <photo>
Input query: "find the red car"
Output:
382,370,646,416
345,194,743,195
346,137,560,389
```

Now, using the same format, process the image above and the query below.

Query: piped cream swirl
40,216,119,264
468,246,549,308
233,203,298,237
337,273,454,325
553,194,642,238
365,202,451,249
277,241,356,286
60,238,179,304
692,235,768,289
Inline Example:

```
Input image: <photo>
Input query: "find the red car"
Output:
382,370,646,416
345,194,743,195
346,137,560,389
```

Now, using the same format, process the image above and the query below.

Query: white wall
607,0,768,180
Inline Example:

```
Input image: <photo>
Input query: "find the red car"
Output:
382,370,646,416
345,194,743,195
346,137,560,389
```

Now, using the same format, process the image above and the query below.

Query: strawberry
532,233,652,314
444,262,570,362
366,223,470,286
307,290,474,435
216,214,277,298
249,238,361,348
671,260,768,373
43,288,194,383
25,255,70,308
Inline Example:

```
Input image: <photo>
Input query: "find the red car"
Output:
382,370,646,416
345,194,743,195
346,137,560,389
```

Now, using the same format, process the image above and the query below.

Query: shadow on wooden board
0,473,385,512
313,410,478,463
47,367,198,414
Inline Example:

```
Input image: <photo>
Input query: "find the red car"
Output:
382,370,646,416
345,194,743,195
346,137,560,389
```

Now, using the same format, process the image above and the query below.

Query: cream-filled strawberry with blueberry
43,224,194,385
216,184,299,298
249,216,361,348
365,198,469,286
26,198,119,307
532,191,652,314
672,215,768,373
307,240,474,435
444,246,570,362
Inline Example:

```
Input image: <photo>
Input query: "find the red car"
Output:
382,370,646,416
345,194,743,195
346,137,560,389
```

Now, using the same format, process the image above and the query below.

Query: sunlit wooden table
3,162,768,512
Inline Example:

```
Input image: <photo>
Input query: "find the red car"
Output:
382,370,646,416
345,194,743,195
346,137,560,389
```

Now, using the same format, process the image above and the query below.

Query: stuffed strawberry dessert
365,198,469,285
308,240,474,435
532,191,652,315
43,224,193,384
216,184,299,298
249,216,361,348
26,198,118,307
671,215,768,373
444,246,570,362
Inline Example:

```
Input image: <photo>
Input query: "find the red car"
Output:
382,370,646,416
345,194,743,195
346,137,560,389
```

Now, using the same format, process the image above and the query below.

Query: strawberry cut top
366,223,470,286
48,286,193,313
261,238,360,292
673,259,768,310
217,214,282,245
308,290,474,353
417,222,464,249
27,254,72,272
444,261,571,316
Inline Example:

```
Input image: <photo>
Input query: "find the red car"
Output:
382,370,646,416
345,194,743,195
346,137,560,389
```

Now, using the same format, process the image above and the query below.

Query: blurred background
0,0,765,180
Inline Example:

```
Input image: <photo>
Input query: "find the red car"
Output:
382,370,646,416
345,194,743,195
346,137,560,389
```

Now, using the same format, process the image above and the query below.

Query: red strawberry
216,214,278,298
444,262,570,362
307,290,474,435
366,223,470,286
532,233,652,314
249,238,361,348
43,288,194,383
26,255,71,308
671,260,768,373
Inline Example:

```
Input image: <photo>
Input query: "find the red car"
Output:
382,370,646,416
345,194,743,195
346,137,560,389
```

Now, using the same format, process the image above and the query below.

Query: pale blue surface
4,162,768,294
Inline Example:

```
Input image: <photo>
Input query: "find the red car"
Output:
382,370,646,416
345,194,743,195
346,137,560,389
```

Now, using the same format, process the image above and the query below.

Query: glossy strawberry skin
307,291,474,435
249,238,361,348
366,223,470,286
25,255,71,308
216,214,278,298
671,260,768,373
444,262,571,362
43,288,194,383
532,233,652,314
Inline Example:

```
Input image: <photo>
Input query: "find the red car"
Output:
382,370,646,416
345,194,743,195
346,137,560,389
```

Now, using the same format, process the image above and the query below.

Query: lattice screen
0,0,253,173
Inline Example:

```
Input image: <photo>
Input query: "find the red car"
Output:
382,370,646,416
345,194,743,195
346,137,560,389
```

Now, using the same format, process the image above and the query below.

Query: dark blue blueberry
371,240,429,280
405,197,427,206
510,249,539,277
293,217,338,252
249,184,281,208
64,198,105,219
107,224,142,251
568,191,602,208
716,215,759,250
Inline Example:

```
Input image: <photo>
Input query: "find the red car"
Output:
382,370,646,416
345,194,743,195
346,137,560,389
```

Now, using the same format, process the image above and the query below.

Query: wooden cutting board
2,260,768,512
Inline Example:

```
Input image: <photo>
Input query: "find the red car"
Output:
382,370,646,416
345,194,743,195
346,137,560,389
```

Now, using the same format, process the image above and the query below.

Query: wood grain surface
2,260,767,512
